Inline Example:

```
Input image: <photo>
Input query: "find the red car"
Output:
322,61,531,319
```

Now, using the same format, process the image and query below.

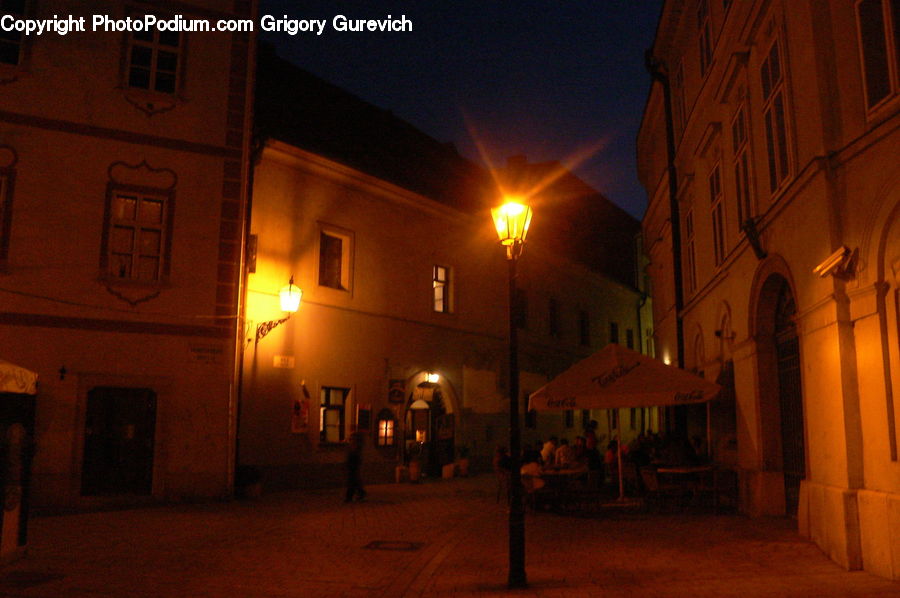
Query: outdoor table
656,465,716,508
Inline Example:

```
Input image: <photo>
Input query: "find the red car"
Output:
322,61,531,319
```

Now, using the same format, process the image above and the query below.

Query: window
761,38,791,193
609,321,619,344
318,227,352,291
630,408,637,430
709,163,726,265
578,310,591,346
581,409,590,430
433,265,450,313
0,0,25,65
376,409,395,447
626,328,635,350
565,410,574,428
698,0,713,76
104,189,170,282
685,208,698,293
856,0,900,110
525,408,537,429
126,27,181,94
732,106,753,228
0,166,13,265
320,387,349,443
549,297,561,338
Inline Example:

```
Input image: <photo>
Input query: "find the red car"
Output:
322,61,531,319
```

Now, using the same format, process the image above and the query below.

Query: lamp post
491,199,532,589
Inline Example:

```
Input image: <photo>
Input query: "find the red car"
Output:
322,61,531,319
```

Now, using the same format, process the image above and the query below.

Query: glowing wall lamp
256,277,302,343
425,372,440,384
491,197,532,589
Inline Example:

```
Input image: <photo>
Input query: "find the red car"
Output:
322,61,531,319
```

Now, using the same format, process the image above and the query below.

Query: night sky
258,1,664,220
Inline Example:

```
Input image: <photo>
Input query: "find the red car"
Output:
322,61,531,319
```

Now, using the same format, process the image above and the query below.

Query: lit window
761,38,791,193
731,106,753,229
433,265,450,313
320,387,348,443
698,0,713,75
318,227,352,291
126,27,181,94
103,189,170,282
376,409,395,447
709,163,726,266
0,0,25,66
856,0,900,110
685,208,697,293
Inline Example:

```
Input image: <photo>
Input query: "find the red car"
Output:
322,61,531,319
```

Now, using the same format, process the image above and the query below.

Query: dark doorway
81,387,156,496
774,280,805,515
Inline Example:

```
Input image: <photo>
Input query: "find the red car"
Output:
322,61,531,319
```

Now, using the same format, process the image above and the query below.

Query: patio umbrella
528,344,720,411
0,360,38,395
528,344,720,500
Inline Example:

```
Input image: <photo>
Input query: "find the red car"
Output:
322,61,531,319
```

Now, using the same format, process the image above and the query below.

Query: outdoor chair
640,466,687,512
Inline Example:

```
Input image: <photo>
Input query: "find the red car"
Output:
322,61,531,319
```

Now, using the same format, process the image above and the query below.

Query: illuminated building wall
639,0,900,580
241,140,650,486
0,1,255,508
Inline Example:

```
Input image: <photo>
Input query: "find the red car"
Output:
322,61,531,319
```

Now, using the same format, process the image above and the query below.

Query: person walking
344,432,366,502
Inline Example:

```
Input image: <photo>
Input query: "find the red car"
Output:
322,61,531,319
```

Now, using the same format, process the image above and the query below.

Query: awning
0,360,38,395
529,344,719,411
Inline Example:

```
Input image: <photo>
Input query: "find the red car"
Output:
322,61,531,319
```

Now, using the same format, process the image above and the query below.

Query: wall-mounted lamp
256,277,302,344
426,372,440,384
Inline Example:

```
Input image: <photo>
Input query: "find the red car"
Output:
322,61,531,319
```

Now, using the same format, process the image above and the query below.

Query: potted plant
456,445,470,477
407,442,423,483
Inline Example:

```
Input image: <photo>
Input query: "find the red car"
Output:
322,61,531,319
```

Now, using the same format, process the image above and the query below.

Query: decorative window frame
698,0,714,76
99,160,177,302
760,36,793,196
118,8,189,116
709,162,727,266
0,0,34,83
731,104,754,231
684,206,698,294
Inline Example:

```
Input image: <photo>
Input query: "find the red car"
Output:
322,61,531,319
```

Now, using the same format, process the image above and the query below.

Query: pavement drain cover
364,540,424,551
0,570,65,588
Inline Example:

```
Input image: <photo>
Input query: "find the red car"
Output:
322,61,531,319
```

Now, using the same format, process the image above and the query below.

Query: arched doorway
755,272,805,515
403,376,455,478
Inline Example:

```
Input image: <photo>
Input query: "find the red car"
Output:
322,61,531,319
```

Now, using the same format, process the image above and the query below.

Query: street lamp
491,198,532,589
256,277,302,343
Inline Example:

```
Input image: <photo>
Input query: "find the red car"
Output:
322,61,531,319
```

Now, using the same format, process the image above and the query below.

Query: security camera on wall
813,246,853,278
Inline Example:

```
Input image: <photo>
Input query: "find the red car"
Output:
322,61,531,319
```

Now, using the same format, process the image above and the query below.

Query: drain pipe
645,51,685,370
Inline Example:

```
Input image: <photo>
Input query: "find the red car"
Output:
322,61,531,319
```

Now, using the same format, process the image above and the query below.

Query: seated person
520,453,545,491
555,438,574,468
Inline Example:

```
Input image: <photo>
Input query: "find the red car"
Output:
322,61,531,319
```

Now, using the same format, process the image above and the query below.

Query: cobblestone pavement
1,475,899,597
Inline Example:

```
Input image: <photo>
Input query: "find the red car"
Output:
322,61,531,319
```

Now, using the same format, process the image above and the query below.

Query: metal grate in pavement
364,540,424,551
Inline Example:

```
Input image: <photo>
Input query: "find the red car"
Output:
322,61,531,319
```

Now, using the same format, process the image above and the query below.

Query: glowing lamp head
426,372,440,384
279,277,302,313
491,200,533,246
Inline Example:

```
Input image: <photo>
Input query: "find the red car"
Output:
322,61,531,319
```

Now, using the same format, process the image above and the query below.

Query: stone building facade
0,0,255,508
639,0,900,579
